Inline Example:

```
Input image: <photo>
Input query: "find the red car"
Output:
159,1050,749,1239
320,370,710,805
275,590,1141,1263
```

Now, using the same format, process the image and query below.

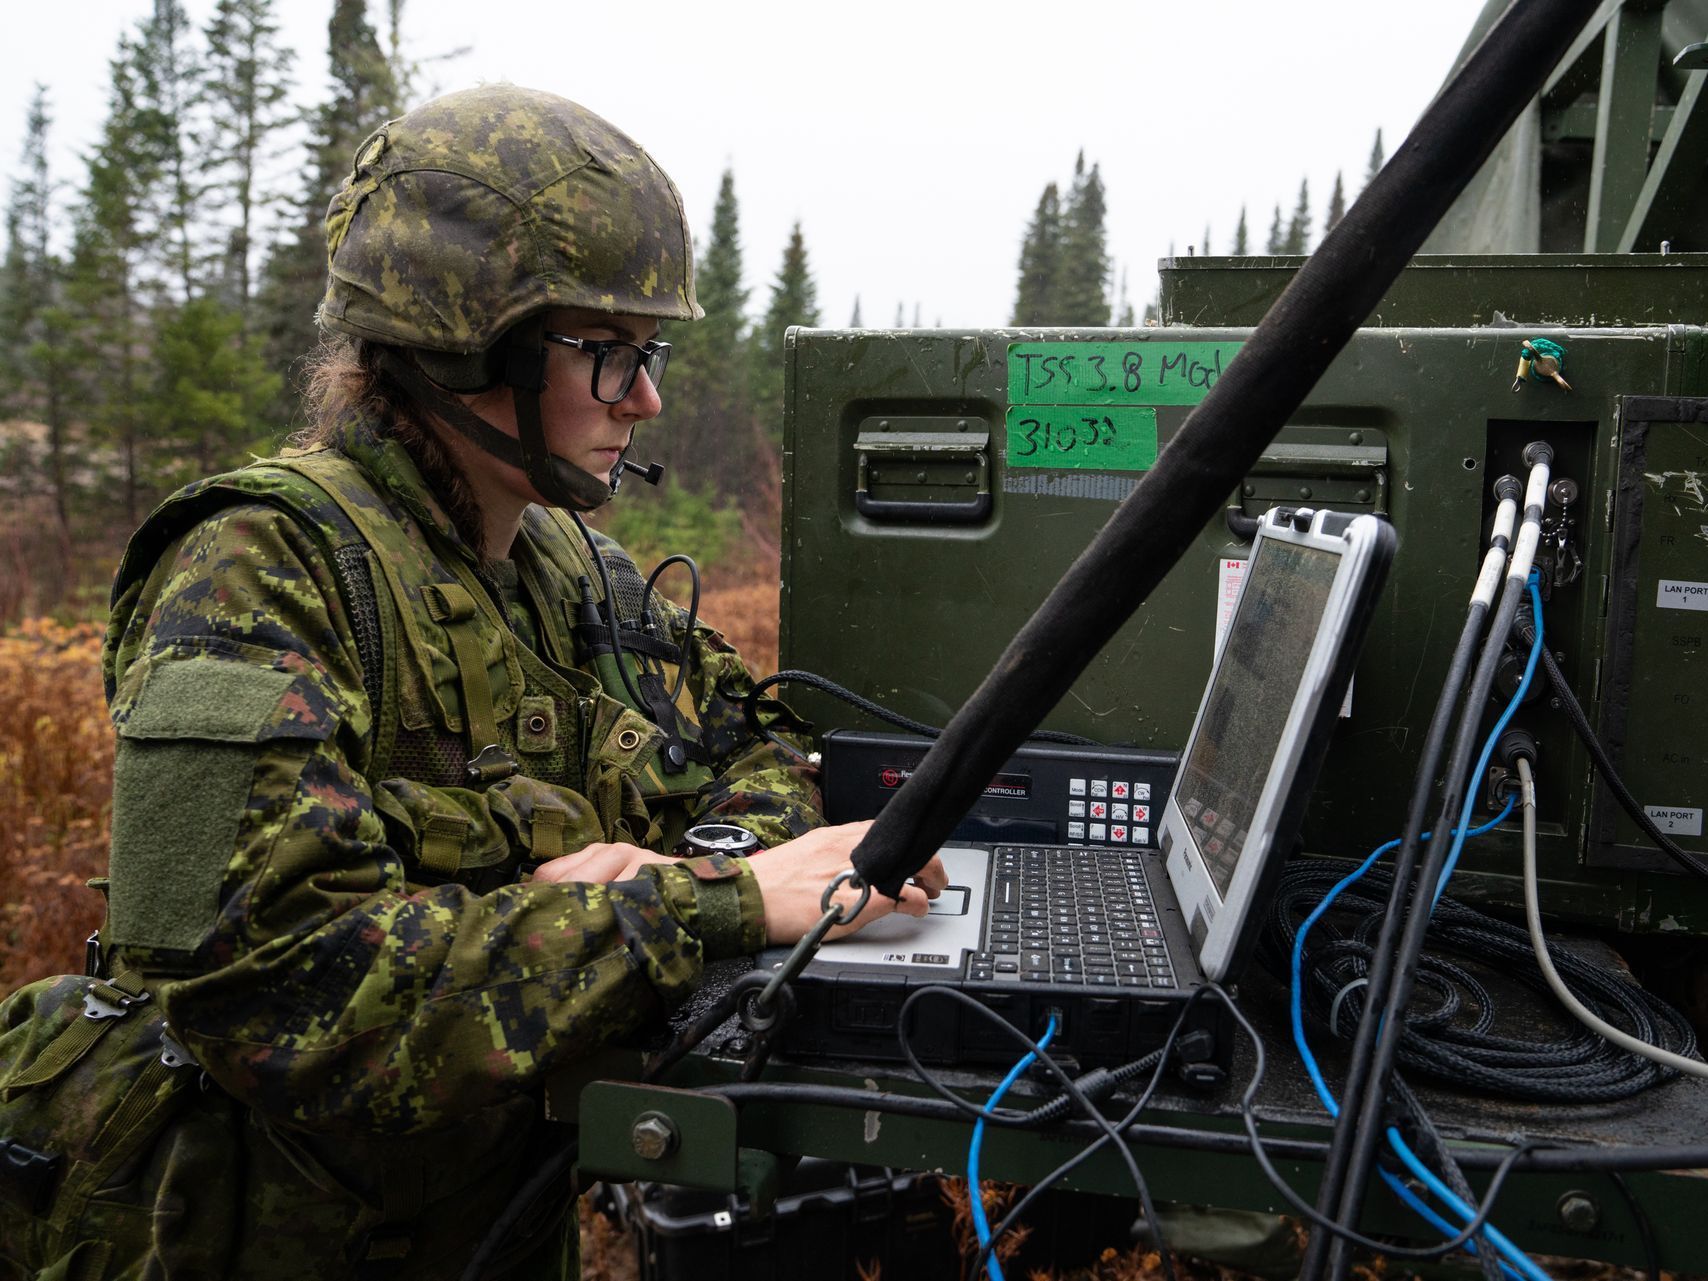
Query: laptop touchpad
927,886,969,916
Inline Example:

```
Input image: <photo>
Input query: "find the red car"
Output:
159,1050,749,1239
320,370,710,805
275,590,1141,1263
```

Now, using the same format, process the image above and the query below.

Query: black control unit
822,730,1180,849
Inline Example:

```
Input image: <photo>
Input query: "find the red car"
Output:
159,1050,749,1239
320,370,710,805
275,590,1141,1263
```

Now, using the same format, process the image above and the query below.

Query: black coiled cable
745,668,1097,748
1269,861,1698,1103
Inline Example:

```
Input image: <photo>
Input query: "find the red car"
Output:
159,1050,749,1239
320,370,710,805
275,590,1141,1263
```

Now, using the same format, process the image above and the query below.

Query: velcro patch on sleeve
107,739,258,954
106,649,342,955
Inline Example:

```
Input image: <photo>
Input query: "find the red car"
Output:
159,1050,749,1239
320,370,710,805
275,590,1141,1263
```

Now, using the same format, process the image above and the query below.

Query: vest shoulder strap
109,453,395,778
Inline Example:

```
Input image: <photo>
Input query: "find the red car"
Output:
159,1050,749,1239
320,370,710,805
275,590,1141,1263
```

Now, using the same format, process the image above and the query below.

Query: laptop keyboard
968,845,1177,988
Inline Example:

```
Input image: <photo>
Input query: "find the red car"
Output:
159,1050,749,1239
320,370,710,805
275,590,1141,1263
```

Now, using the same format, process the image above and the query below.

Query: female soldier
43,84,942,1278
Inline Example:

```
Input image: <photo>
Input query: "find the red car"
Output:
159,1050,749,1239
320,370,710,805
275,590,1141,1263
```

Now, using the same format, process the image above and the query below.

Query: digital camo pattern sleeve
102,502,762,1135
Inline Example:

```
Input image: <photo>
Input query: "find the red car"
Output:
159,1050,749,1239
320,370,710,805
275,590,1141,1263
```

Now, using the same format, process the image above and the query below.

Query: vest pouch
0,972,239,1280
580,694,666,847
373,774,616,884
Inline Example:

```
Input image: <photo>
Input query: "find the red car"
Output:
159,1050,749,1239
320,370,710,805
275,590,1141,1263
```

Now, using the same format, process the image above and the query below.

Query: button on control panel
823,730,1179,852
1066,778,1162,846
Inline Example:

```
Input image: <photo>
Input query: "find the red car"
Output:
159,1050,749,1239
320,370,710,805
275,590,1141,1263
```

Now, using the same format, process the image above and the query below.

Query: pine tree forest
0,0,831,634
1,0,1392,629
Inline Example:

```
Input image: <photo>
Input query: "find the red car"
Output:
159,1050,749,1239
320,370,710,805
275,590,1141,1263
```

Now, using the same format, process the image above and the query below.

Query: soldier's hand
746,821,949,945
531,842,673,885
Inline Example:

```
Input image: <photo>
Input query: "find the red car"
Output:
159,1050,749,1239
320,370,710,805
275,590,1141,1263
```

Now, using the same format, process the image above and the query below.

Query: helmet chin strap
376,338,617,513
501,314,619,512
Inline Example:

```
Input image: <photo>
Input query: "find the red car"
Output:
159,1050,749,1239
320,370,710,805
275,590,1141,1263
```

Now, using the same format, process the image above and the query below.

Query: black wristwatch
681,823,761,857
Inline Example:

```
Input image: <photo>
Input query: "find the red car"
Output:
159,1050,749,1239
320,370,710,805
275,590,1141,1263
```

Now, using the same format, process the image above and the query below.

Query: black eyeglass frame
541,331,671,404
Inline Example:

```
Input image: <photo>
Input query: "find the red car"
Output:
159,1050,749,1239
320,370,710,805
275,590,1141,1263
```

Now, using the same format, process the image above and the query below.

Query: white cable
1469,545,1507,611
1508,461,1550,586
1489,494,1518,551
1468,495,1517,609
1518,756,1708,1079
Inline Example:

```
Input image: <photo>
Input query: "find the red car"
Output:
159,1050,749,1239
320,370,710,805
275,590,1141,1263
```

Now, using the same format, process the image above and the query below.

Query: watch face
686,823,759,855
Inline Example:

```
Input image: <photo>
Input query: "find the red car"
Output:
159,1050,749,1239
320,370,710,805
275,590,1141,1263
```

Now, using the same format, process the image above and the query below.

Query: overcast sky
2,0,1493,329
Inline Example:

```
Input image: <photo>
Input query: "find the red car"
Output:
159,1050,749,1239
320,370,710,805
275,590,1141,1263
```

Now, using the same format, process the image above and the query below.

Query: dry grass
0,619,114,994
940,1176,1036,1280
0,493,126,631
700,580,781,675
579,1196,640,1281
684,490,783,676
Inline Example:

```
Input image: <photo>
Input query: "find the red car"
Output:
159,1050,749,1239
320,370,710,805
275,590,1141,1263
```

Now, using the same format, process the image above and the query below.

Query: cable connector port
1176,1060,1226,1091
1172,1029,1225,1091
1486,729,1540,810
1497,728,1539,769
1492,474,1522,503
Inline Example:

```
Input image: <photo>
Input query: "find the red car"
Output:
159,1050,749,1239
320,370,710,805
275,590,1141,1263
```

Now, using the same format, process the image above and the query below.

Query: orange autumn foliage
0,575,784,999
0,619,113,994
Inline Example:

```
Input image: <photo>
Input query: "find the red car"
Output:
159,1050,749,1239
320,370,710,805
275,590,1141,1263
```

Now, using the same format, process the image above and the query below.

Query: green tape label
1005,406,1158,471
1007,341,1243,406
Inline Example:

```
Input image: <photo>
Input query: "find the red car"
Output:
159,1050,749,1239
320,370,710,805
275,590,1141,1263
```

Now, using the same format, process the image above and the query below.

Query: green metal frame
562,1047,1708,1271
1530,0,1706,252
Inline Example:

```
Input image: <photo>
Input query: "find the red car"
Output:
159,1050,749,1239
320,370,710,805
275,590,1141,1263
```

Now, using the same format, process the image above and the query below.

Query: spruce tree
1325,171,1346,236
147,297,282,479
1055,153,1111,325
0,89,49,418
69,38,168,523
1114,267,1135,327
1284,178,1304,256
668,169,747,392
1232,206,1249,255
323,0,401,176
256,0,399,425
1011,181,1061,325
201,0,296,327
656,169,752,493
752,221,820,442
1365,128,1385,190
1265,204,1284,254
131,0,203,300
1,87,75,535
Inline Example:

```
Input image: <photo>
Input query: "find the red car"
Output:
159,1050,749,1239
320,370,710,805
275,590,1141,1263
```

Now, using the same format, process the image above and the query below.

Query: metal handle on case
854,444,991,525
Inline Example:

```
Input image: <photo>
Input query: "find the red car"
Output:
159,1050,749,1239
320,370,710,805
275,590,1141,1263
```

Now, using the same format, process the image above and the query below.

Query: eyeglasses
542,332,671,404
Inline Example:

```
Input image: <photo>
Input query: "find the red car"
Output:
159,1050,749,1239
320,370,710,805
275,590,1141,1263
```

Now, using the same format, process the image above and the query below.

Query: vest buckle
465,743,518,786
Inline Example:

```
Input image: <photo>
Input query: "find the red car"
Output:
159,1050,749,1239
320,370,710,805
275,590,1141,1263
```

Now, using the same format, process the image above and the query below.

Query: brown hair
298,336,491,559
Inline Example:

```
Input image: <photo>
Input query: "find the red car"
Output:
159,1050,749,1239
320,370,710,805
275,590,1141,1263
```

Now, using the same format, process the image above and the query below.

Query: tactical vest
2,444,738,1279
108,444,727,887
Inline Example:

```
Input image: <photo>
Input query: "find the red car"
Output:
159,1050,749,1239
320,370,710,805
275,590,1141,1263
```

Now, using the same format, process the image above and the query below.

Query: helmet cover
320,84,701,354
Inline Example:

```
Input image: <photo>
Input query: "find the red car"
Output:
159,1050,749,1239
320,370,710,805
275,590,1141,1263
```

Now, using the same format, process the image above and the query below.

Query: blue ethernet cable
1289,578,1548,1279
1286,798,1529,1281
968,1014,1059,1281
1431,571,1545,908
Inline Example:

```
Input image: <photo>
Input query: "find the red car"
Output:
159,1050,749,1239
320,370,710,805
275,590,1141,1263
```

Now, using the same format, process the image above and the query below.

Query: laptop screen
1173,538,1341,897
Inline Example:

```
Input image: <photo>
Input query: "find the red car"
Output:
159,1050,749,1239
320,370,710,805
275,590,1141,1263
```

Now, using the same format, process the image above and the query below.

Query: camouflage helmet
318,85,699,511
319,83,700,364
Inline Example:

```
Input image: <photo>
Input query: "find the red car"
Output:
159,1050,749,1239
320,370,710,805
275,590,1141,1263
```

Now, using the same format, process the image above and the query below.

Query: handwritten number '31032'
1014,416,1119,457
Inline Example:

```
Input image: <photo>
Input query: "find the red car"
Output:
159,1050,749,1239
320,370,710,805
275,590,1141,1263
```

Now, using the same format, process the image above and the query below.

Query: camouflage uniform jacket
91,413,822,1276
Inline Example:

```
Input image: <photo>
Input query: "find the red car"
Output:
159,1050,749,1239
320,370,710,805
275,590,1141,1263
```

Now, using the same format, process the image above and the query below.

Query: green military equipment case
778,256,1708,935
